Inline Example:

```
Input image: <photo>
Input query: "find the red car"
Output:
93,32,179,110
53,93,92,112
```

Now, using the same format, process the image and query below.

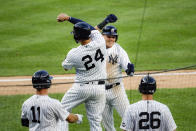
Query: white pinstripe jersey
62,30,107,82
120,100,177,131
106,43,131,84
21,95,69,131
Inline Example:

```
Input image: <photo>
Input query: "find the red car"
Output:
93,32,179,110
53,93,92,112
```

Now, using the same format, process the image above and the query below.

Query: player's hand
125,63,134,76
57,13,70,22
76,114,83,124
105,14,118,23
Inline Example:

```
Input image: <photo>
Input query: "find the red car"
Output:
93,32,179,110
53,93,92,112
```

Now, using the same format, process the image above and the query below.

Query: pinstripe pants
60,83,106,131
102,84,130,131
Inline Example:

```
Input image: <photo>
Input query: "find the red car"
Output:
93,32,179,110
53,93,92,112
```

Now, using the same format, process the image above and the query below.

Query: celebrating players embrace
21,13,176,131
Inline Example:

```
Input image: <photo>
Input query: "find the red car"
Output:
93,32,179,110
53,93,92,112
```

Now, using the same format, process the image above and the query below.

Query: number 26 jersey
62,30,107,82
120,100,177,131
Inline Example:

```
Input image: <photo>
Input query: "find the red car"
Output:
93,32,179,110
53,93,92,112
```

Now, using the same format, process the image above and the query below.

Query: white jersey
62,30,106,82
120,100,177,131
106,43,131,84
21,95,70,131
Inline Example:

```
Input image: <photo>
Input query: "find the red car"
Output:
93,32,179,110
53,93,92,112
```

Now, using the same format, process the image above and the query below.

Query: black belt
84,81,105,85
105,82,120,90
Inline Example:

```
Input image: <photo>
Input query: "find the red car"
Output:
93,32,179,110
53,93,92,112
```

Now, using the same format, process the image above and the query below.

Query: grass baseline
0,0,196,76
0,88,196,131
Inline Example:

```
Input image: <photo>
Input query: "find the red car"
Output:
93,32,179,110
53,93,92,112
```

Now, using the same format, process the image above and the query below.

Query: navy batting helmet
32,70,53,89
139,75,156,94
73,22,91,43
102,25,118,41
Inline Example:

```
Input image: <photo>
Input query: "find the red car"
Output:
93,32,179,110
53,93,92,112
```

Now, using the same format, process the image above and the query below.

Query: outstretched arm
95,14,118,31
57,13,95,30
57,13,83,24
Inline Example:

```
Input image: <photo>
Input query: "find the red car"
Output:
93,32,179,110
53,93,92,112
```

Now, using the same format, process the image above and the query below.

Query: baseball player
120,75,177,131
21,70,83,131
57,13,117,131
95,17,134,131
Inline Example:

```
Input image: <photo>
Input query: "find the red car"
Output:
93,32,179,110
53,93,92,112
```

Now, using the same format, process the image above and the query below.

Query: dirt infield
0,70,196,95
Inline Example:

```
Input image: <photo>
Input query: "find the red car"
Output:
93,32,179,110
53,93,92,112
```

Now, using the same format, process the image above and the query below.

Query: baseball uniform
21,95,70,131
120,100,177,131
102,43,131,131
61,30,107,131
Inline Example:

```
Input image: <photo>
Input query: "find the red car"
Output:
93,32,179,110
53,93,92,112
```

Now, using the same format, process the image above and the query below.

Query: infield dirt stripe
0,70,195,95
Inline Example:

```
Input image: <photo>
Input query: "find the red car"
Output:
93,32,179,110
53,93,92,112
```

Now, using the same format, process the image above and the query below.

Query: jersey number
139,112,161,129
82,49,104,71
31,106,40,123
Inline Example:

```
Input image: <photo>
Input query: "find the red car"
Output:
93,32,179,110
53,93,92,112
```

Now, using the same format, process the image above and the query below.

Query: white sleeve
164,106,177,131
62,49,75,70
90,30,105,46
120,107,134,131
54,101,70,121
21,103,27,119
119,46,131,70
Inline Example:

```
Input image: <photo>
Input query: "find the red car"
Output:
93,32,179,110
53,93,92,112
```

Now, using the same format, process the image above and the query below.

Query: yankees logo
108,54,118,64
111,28,115,33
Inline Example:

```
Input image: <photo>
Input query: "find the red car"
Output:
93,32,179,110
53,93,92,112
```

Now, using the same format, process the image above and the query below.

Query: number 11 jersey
21,95,70,131
62,30,107,82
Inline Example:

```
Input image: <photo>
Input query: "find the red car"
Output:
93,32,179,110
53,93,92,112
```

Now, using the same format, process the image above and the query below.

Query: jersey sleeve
53,100,70,121
62,49,76,70
21,103,28,119
90,30,105,46
119,46,131,71
120,107,134,130
163,106,177,131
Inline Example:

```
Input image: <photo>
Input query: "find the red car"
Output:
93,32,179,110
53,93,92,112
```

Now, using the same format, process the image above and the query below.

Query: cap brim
102,32,117,36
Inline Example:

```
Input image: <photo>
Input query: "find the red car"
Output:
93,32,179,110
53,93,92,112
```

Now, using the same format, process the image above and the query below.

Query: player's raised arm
57,13,95,30
95,14,118,31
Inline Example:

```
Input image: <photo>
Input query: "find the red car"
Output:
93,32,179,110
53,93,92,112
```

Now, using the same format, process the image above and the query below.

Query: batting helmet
102,25,118,41
32,70,53,89
139,75,156,94
73,22,91,43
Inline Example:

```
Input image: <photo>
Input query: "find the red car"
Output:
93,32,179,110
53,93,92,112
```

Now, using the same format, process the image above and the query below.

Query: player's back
125,100,176,131
22,95,65,131
62,30,107,81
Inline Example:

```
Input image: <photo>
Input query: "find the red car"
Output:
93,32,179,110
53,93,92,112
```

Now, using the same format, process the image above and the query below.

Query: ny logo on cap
111,28,115,33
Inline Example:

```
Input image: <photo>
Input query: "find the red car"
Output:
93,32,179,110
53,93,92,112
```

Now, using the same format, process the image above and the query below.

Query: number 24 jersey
62,30,107,82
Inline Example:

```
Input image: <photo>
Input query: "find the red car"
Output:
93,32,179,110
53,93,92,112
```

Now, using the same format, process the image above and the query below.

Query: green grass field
0,0,196,130
0,0,195,76
0,88,196,131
